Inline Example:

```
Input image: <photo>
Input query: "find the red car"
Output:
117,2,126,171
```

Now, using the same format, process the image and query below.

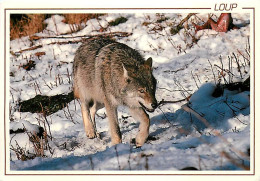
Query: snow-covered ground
8,13,251,171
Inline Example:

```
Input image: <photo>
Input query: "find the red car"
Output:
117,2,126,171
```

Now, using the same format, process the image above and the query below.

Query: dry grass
10,14,47,40
10,14,105,40
62,14,104,33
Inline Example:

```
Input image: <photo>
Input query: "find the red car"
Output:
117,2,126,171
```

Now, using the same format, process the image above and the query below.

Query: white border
1,0,259,180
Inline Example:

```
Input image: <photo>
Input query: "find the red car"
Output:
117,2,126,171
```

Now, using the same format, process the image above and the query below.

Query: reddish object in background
192,13,239,33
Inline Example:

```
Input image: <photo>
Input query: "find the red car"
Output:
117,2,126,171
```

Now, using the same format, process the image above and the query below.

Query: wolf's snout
151,102,158,109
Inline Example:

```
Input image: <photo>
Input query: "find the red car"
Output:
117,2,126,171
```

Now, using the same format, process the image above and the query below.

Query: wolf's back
73,38,116,74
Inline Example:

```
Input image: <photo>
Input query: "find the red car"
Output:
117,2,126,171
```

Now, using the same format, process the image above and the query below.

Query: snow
8,13,251,171
44,15,72,35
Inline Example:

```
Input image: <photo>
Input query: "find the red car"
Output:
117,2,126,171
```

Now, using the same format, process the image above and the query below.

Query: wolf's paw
131,138,141,148
111,137,122,145
86,131,96,139
135,141,144,148
135,131,150,147
111,139,122,145
135,136,146,147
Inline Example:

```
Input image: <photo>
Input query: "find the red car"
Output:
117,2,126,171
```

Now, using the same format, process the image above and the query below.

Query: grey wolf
73,38,157,147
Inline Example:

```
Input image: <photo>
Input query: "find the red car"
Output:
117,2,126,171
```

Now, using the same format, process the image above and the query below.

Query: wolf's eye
139,89,145,93
126,78,131,83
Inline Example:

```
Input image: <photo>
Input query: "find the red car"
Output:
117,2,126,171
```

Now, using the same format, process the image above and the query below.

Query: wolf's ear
144,57,153,68
122,64,132,84
122,64,129,79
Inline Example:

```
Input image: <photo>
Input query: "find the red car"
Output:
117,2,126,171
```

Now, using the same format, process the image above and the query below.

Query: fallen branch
30,31,132,40
16,32,132,54
17,45,43,53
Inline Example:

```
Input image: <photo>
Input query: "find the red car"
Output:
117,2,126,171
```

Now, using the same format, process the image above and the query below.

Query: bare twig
158,98,187,106
34,80,42,94
17,45,43,53
128,141,132,170
115,145,121,170
173,79,192,99
208,59,217,85
191,71,199,89
223,100,248,125
39,103,53,140
214,64,235,76
164,57,196,73
89,156,94,170
232,52,243,80
43,79,52,90
170,13,196,35
66,68,71,84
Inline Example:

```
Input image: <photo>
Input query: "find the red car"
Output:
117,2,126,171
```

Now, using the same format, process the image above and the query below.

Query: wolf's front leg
104,99,122,145
129,107,150,147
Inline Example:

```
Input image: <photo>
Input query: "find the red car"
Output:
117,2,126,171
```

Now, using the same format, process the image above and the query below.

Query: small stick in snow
232,52,243,80
18,45,43,53
157,98,187,106
114,145,121,170
191,71,199,89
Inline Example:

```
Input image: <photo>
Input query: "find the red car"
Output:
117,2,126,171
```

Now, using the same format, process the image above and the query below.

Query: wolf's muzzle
139,102,157,112
151,102,158,109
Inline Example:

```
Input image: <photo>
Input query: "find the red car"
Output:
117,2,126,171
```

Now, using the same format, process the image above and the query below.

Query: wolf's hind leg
129,107,150,147
81,99,96,138
89,101,103,138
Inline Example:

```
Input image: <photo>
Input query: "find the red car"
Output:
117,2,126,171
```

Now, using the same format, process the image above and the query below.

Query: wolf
73,38,157,147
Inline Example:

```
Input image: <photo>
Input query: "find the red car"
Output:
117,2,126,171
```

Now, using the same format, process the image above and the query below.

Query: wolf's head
121,57,157,112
